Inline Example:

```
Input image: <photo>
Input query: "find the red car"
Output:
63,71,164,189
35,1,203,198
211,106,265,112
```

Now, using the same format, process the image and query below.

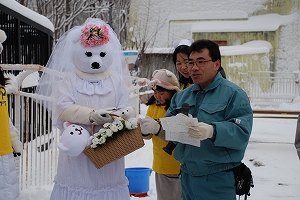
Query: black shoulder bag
233,163,254,200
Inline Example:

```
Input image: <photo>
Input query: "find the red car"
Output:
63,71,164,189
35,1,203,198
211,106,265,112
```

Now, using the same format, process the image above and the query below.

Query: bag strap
233,163,242,185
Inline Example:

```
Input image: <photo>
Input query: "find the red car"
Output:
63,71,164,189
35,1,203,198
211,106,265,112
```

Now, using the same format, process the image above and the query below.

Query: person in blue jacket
165,39,253,200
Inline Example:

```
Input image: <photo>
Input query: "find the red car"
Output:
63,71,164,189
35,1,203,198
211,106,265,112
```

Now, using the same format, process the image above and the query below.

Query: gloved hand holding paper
160,115,200,147
188,122,214,140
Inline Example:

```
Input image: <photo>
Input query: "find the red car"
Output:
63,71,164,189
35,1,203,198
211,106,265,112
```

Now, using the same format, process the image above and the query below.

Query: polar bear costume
36,18,132,200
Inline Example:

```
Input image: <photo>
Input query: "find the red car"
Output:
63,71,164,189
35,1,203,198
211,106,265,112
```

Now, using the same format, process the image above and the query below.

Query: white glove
136,78,150,87
10,129,23,153
188,122,214,140
139,116,161,135
89,107,116,125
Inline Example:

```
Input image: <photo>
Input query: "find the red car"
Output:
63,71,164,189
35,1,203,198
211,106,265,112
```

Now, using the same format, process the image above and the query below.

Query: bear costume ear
68,27,82,44
63,122,71,129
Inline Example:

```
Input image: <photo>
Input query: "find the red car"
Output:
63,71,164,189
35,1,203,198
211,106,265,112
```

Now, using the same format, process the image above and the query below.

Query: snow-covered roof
220,40,271,56
145,40,271,56
242,40,273,49
169,10,249,21
191,14,294,33
0,0,54,32
220,46,269,56
145,48,174,54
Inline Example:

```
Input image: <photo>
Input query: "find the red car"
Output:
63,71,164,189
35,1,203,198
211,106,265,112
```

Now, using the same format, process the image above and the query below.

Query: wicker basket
83,124,144,169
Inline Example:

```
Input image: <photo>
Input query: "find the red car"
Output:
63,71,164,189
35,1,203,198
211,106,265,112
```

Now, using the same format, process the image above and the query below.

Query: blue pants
180,170,236,200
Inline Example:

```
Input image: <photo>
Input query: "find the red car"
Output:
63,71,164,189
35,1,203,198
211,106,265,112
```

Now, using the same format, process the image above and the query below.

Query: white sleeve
9,119,18,132
9,119,23,153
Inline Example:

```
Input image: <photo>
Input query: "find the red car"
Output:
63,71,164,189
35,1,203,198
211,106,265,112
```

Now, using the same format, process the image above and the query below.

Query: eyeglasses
187,59,212,67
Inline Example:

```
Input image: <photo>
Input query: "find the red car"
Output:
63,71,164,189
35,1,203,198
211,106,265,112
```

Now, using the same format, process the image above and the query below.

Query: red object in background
130,192,149,198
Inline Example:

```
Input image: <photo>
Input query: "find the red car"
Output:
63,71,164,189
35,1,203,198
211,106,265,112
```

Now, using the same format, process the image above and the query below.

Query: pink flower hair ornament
80,24,110,47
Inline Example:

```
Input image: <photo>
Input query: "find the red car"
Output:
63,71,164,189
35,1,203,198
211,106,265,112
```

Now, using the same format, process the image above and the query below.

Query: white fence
242,71,300,105
2,64,299,190
3,64,59,190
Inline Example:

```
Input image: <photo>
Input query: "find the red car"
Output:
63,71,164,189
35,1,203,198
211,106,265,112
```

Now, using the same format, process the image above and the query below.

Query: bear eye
100,52,106,57
85,51,92,57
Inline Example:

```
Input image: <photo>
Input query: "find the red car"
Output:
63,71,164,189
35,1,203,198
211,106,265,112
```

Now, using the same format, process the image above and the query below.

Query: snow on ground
17,103,300,200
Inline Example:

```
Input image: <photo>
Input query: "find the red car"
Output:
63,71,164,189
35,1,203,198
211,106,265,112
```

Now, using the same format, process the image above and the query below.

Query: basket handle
90,113,121,136
91,125,95,136
109,113,120,117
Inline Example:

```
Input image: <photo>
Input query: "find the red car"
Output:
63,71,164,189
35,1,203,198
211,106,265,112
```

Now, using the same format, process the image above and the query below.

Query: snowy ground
18,104,300,200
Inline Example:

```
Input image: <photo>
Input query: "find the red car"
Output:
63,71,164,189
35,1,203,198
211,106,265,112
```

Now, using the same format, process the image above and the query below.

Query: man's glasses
187,59,212,67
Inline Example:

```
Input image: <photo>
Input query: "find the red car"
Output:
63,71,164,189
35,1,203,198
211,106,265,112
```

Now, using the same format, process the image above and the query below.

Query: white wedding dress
50,71,131,200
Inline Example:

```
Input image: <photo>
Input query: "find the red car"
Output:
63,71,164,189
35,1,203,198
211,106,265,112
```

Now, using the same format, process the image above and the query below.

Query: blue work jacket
166,72,253,176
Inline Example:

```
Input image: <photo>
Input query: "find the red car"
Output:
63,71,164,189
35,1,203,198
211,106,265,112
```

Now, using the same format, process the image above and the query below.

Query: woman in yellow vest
139,69,181,200
0,29,21,200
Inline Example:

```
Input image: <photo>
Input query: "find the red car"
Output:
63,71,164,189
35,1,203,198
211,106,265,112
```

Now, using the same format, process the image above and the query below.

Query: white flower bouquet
83,116,144,169
90,116,139,149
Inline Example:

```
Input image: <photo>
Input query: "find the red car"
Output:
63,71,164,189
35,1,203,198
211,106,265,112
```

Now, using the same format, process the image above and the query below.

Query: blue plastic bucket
125,167,152,193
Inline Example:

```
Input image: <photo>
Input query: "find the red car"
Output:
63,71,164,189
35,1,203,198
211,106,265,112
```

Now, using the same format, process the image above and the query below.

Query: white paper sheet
160,115,201,147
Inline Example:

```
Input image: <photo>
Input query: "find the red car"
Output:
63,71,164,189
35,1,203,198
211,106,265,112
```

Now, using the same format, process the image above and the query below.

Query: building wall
142,51,271,93
222,52,271,92
129,0,300,78
193,30,279,71
128,0,298,48
253,0,295,15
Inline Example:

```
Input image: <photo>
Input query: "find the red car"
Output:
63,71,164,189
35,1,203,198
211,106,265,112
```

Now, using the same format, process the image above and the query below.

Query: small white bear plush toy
112,106,136,120
58,122,93,156
111,106,138,127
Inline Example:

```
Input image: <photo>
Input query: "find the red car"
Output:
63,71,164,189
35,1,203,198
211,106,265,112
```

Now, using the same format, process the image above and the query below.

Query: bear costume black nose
91,62,100,69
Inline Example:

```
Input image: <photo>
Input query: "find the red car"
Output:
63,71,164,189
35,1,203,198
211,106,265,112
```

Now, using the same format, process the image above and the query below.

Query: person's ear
214,60,221,71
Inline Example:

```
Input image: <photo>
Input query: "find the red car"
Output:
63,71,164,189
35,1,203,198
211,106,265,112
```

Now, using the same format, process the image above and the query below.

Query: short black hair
172,45,190,65
189,39,221,62
146,85,177,110
189,40,226,79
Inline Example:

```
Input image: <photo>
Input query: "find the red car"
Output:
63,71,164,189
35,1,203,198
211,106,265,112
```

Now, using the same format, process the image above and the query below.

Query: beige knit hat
149,69,180,91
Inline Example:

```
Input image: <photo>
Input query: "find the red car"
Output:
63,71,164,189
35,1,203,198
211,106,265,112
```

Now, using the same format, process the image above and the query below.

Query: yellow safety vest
146,104,181,175
0,85,13,155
